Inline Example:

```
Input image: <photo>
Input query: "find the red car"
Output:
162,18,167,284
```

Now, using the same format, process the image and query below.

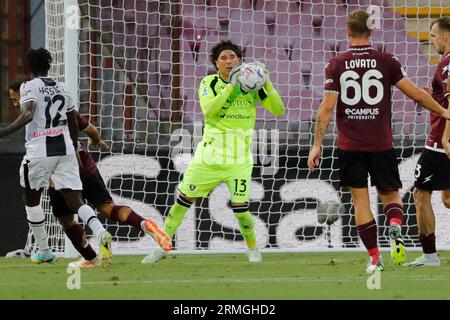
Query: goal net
26,0,450,256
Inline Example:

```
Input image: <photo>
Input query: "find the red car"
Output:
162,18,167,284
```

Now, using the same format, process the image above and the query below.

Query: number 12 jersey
19,77,76,158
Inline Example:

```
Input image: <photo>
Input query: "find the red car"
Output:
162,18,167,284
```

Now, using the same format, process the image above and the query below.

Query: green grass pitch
1,251,449,299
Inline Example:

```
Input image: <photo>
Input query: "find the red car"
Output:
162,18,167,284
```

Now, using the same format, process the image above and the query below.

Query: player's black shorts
337,148,402,190
49,169,112,217
414,148,450,190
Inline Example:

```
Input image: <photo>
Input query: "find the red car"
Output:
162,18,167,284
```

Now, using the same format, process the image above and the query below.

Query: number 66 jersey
19,76,75,158
324,45,408,152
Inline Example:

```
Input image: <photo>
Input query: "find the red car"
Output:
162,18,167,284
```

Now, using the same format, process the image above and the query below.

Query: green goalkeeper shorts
178,161,253,203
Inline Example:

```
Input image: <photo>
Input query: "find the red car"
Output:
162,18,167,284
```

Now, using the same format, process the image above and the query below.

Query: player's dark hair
209,40,242,68
8,74,31,92
431,16,450,33
347,10,371,38
25,48,52,76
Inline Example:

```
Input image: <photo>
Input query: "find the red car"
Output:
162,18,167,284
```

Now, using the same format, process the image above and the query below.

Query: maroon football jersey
74,111,98,181
427,52,450,149
324,45,406,151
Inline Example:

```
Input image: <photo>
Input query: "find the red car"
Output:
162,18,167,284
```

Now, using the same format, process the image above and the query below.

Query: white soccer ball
5,249,30,259
236,62,266,93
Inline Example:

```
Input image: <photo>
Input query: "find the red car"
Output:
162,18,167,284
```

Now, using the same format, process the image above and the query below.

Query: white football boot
142,247,167,264
247,247,262,263
403,254,440,267
366,254,385,274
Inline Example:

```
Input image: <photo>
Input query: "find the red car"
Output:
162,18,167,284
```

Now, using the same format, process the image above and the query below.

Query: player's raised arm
307,92,338,171
85,123,108,151
198,48,245,118
199,78,240,118
73,109,108,151
395,78,450,119
254,62,285,116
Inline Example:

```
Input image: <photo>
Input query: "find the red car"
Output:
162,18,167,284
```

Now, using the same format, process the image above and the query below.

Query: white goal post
21,0,450,257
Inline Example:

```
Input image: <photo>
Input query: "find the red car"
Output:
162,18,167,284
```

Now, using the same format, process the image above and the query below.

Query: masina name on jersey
19,77,75,158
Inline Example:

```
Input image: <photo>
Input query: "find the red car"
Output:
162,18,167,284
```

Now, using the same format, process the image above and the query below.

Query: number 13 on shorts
225,178,250,203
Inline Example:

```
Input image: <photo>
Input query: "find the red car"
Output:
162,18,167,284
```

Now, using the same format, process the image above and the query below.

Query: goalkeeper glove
229,63,244,86
253,60,273,89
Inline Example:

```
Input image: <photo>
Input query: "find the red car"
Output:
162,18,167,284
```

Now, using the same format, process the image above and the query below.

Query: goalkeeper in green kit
142,40,285,263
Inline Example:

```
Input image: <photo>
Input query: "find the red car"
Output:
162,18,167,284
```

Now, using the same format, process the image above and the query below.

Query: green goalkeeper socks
163,202,190,238
234,211,257,249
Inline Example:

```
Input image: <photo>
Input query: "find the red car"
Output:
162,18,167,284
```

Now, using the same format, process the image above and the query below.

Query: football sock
26,205,50,252
419,233,436,254
110,205,145,230
77,204,105,239
384,203,403,226
357,219,378,256
65,223,97,261
163,196,193,238
234,210,256,248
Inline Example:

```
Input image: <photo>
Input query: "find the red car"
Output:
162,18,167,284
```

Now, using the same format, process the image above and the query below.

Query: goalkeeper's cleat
403,254,440,267
142,219,172,252
366,254,384,274
389,223,406,265
246,247,262,263
98,230,112,267
141,247,167,264
68,258,98,268
31,250,56,264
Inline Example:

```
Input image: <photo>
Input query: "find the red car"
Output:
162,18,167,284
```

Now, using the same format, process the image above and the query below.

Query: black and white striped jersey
19,76,76,158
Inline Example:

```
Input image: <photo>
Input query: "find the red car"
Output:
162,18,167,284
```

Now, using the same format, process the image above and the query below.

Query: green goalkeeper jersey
194,73,285,166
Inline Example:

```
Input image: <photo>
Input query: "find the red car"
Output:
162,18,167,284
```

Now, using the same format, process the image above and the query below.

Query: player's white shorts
19,154,82,191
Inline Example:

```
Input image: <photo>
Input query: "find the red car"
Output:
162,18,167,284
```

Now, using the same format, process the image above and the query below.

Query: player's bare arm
396,78,450,119
443,68,450,158
308,92,338,171
86,124,108,151
442,106,450,159
0,100,36,138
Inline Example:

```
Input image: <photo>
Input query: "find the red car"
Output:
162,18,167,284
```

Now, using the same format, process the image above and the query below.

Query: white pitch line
0,264,59,269
0,275,446,288
79,276,447,286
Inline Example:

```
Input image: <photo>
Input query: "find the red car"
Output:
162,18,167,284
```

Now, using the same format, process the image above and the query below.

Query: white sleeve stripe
325,90,339,95
444,92,450,98
20,98,37,104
